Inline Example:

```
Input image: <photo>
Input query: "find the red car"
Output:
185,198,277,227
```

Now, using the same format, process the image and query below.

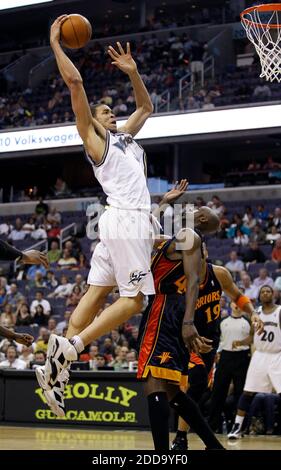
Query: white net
241,6,281,82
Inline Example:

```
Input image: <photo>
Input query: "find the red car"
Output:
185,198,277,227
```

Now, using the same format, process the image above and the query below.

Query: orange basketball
61,14,92,49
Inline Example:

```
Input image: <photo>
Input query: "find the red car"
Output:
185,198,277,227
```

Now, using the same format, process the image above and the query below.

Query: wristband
236,295,251,310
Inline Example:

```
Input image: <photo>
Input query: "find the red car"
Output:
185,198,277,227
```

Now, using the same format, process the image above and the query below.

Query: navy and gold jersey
151,239,185,295
137,293,189,386
137,239,222,384
152,239,222,344
194,263,222,347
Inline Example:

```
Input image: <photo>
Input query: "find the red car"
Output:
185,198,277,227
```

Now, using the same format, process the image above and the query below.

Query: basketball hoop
241,3,281,82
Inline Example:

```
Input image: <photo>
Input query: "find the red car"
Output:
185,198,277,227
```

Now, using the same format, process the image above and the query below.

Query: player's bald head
194,206,220,234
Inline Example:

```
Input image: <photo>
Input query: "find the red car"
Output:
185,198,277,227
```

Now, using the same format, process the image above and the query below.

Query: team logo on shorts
128,270,148,286
156,352,172,364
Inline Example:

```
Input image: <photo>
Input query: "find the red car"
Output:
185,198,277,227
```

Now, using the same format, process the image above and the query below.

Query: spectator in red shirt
47,221,61,239
272,238,281,265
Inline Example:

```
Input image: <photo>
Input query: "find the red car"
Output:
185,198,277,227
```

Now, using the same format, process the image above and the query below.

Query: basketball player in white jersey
36,16,194,415
228,285,281,439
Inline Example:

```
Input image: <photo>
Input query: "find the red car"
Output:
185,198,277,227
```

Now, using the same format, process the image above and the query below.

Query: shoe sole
35,367,51,391
45,334,61,387
44,389,65,418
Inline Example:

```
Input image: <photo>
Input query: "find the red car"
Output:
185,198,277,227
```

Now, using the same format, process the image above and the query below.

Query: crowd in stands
1,17,281,130
0,34,208,128
0,1,238,55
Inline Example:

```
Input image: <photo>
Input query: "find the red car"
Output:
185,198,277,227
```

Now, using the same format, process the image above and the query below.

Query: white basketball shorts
243,349,281,394
87,207,156,297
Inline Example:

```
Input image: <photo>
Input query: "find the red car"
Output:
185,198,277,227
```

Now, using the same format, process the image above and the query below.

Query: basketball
61,14,92,49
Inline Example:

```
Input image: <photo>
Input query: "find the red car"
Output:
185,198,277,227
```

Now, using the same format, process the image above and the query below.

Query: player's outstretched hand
251,313,264,335
162,179,188,205
50,14,68,45
22,250,49,269
14,333,34,347
108,42,137,75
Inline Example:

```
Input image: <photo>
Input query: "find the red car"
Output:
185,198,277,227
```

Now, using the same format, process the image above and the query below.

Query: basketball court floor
0,426,280,450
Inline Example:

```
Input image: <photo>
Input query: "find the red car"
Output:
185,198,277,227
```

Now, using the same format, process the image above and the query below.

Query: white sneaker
45,334,77,387
228,423,242,440
36,365,50,391
36,365,69,417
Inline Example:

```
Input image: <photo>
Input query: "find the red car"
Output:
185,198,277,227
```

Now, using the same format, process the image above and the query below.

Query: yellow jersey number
205,304,221,323
174,275,187,294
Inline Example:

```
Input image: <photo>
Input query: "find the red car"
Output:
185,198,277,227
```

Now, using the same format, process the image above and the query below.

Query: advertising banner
2,371,149,427
2,104,281,154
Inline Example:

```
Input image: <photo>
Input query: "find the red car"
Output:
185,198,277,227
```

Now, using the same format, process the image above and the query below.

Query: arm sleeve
0,239,22,261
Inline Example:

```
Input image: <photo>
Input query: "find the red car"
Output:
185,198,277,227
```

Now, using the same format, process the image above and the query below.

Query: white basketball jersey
85,131,151,210
254,306,281,353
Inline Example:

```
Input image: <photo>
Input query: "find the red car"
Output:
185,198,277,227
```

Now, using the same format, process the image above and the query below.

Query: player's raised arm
50,16,105,163
152,179,188,223
214,265,264,334
108,42,153,136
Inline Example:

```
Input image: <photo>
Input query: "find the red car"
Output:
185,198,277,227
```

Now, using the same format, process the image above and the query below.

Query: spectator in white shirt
233,228,249,247
31,224,48,240
225,251,245,275
243,212,257,230
19,345,34,368
0,222,13,236
48,275,73,298
253,268,274,290
22,216,36,235
30,291,51,316
240,273,259,303
207,195,225,217
0,345,26,370
56,310,72,335
266,226,281,244
8,218,26,241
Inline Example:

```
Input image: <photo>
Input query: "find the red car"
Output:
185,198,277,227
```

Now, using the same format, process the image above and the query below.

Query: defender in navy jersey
137,227,262,450
137,208,227,451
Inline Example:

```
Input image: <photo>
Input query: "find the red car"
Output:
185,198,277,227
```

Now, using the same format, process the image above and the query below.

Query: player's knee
69,314,88,331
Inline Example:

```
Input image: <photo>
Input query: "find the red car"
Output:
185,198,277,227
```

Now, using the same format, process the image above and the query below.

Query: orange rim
241,3,281,29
